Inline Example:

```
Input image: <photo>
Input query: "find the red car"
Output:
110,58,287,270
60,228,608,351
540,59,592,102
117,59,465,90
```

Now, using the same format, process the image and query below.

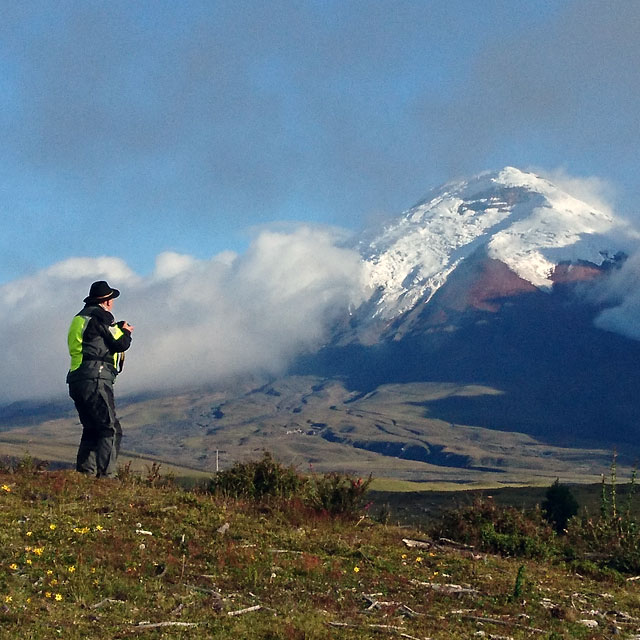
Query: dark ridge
320,428,475,469
0,399,72,429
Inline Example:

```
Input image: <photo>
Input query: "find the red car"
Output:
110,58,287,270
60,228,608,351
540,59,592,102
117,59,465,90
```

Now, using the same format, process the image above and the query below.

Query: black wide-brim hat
84,280,120,304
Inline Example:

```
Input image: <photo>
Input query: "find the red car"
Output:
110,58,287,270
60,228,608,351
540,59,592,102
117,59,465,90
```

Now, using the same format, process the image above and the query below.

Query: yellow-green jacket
66,304,132,384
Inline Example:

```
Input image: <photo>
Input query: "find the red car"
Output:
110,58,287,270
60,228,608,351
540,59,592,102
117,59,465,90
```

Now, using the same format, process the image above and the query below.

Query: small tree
542,479,579,534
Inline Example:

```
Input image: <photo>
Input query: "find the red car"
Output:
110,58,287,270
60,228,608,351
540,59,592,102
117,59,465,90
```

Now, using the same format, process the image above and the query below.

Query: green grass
2,463,640,638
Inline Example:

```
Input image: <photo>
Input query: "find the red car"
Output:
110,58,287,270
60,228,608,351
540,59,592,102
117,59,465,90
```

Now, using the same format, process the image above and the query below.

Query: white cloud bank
593,251,640,340
0,227,368,403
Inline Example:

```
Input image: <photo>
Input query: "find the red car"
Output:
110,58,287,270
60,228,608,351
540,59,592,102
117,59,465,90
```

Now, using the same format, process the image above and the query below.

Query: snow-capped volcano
361,167,631,321
303,167,640,446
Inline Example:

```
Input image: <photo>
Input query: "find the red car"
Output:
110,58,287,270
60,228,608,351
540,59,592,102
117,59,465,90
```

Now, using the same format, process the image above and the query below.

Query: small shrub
541,479,579,534
208,452,306,501
14,454,49,473
308,472,372,517
144,462,174,488
510,564,527,602
374,502,392,525
0,456,16,473
116,460,135,483
567,558,623,583
433,496,556,559
207,452,372,518
565,513,640,574
562,458,640,573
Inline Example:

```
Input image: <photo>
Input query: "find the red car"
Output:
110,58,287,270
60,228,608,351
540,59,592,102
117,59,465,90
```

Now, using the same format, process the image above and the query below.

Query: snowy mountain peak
361,167,629,320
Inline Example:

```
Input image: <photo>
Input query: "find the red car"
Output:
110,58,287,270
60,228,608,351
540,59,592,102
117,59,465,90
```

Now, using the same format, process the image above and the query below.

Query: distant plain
0,375,628,491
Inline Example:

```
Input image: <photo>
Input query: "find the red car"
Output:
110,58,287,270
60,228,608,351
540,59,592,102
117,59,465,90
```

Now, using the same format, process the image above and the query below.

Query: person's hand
121,321,134,333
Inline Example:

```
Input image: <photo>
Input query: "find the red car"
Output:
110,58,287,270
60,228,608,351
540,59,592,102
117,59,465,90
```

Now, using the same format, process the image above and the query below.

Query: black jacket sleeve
98,320,132,353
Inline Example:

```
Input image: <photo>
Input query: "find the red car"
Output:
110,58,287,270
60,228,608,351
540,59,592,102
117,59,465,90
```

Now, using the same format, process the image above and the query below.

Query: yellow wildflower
95,525,104,531
51,579,58,586
26,531,32,537
415,556,423,563
49,524,57,531
9,563,18,570
33,547,44,556
1,484,10,492
68,566,76,573
46,570,53,576
45,592,52,598
4,596,12,603
26,559,32,565
353,566,360,573
55,594,63,601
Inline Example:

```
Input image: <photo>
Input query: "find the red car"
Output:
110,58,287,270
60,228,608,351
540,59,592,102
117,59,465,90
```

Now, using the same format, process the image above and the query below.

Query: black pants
68,378,122,478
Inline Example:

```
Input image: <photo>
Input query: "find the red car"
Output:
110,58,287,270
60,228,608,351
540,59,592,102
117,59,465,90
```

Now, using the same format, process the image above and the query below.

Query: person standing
66,281,134,478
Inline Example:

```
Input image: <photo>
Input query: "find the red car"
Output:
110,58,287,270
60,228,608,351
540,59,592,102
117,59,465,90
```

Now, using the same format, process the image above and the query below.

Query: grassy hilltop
2,458,640,639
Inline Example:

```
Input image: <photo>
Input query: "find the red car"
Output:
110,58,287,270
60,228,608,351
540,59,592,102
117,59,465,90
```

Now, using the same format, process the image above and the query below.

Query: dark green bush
565,512,640,573
567,558,623,583
428,457,640,574
308,472,372,516
207,452,372,518
207,452,305,500
541,479,579,534
563,459,640,573
433,497,556,559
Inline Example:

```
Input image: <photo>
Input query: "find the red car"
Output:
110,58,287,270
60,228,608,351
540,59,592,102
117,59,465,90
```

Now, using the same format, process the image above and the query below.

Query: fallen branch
605,610,640,624
410,580,480,596
364,594,401,608
363,595,422,618
370,625,421,639
227,605,262,617
90,598,125,610
328,621,422,639
402,538,433,550
399,604,422,618
184,584,223,598
437,537,474,550
460,615,545,633
133,622,199,630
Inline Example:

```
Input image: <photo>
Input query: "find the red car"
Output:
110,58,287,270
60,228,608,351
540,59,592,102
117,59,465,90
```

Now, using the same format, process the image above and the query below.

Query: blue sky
1,0,639,284
3,0,640,402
